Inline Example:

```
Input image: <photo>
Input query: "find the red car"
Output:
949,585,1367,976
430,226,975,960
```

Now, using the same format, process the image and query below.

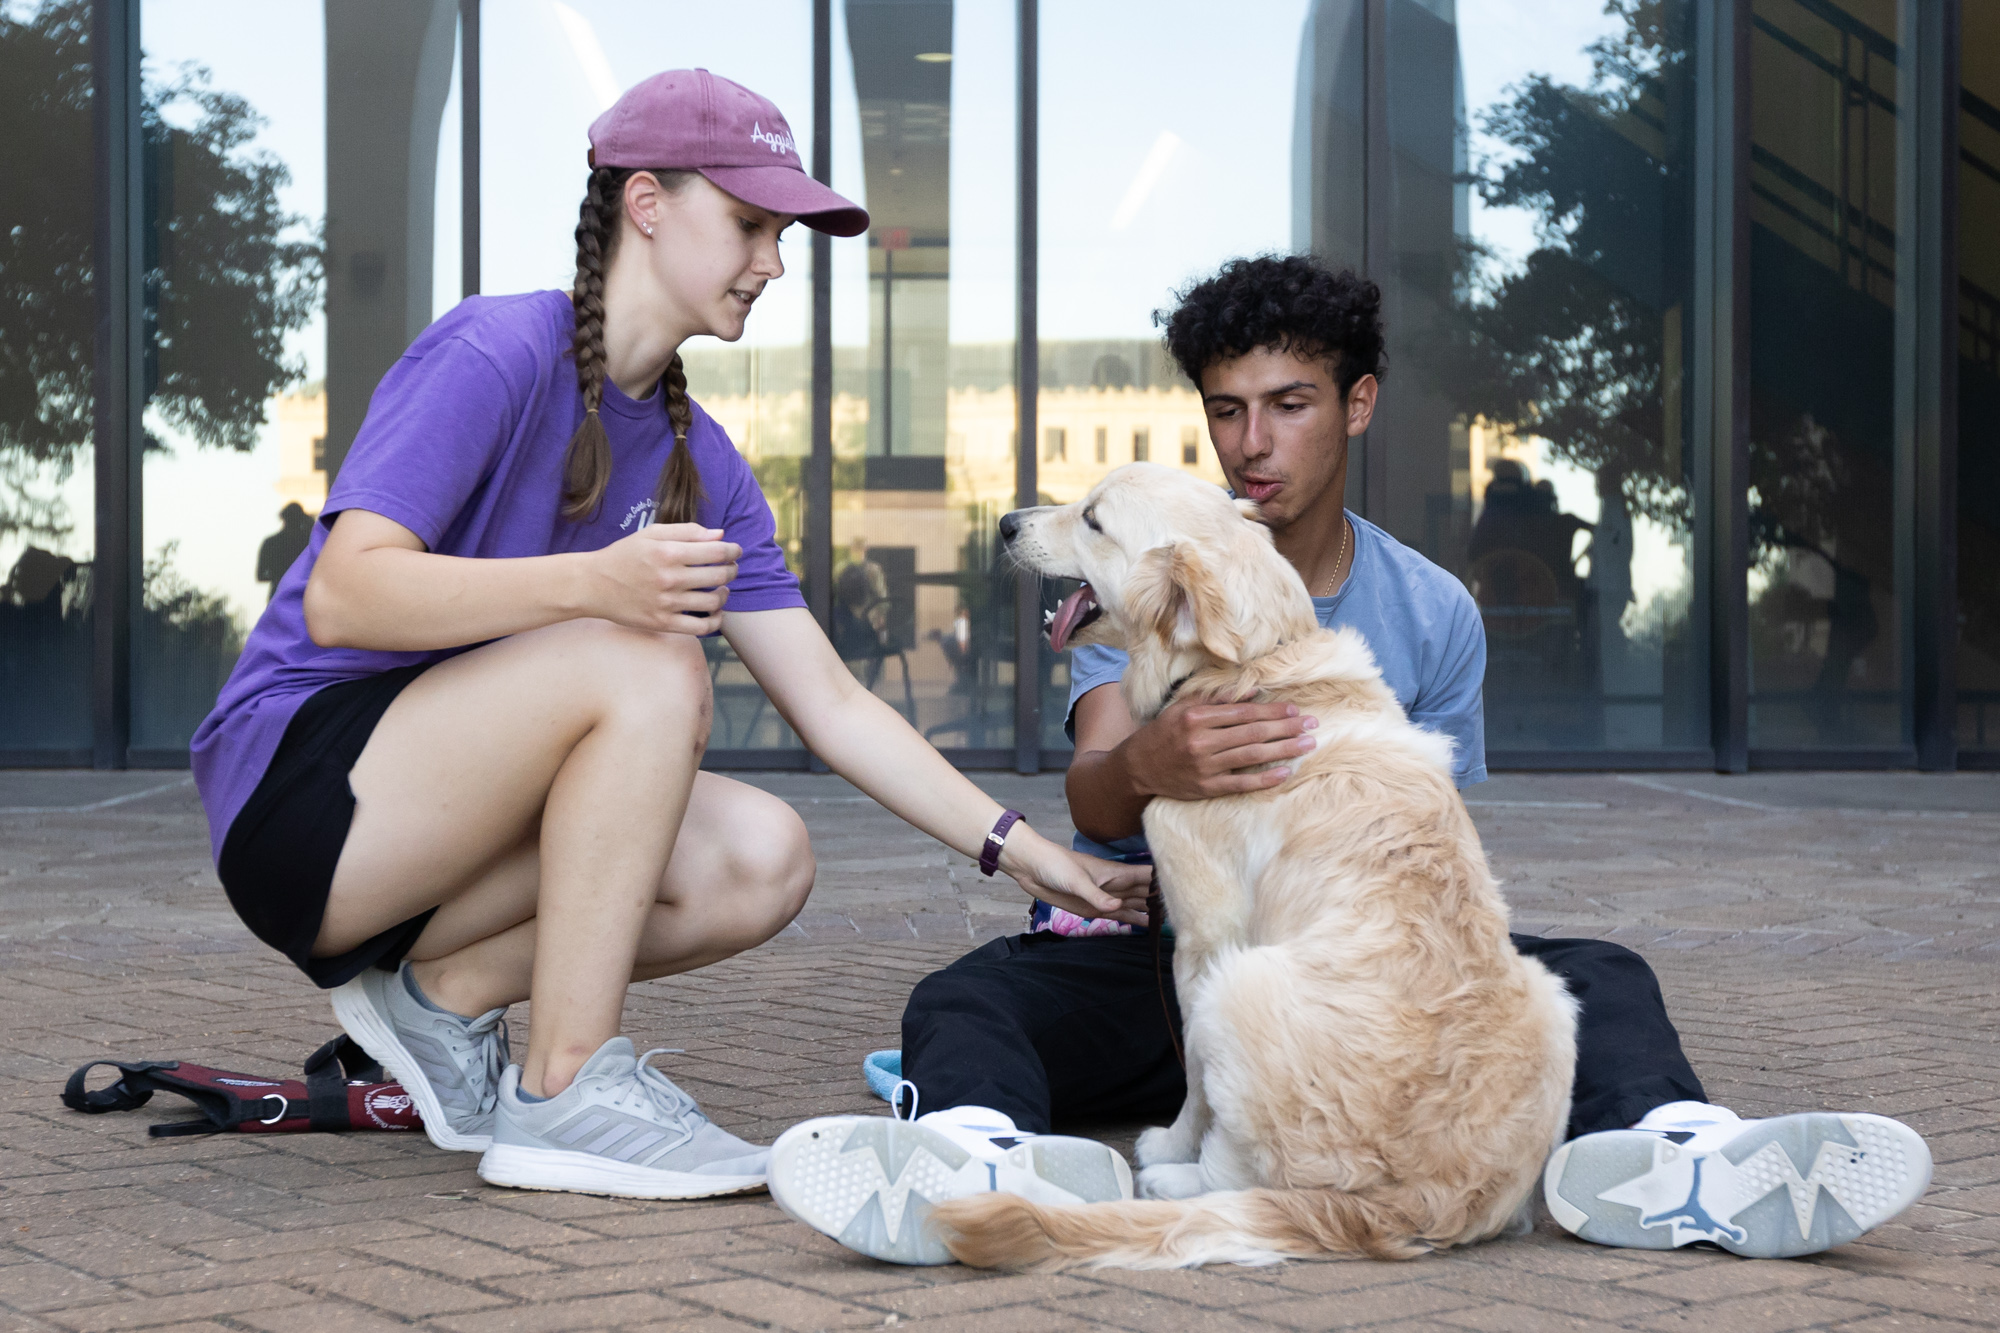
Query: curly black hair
1156,255,1385,399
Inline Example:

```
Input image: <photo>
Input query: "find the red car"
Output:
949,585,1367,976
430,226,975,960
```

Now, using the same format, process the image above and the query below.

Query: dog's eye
1083,506,1102,533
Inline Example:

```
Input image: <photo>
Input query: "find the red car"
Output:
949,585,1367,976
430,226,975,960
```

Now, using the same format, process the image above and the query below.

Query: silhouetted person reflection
3,546,78,615
833,536,892,688
1816,560,1879,695
256,503,314,602
1469,461,1594,608
927,603,976,696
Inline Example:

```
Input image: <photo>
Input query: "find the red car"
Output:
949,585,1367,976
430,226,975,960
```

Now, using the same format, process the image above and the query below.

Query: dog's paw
1136,1125,1199,1167
1137,1163,1208,1200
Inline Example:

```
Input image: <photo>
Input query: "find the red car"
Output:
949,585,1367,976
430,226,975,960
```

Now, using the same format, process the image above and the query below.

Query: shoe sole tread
478,1142,766,1199
768,1117,1132,1266
1544,1112,1931,1258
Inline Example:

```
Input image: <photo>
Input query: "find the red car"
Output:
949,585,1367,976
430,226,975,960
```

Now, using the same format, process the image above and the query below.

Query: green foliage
749,454,805,571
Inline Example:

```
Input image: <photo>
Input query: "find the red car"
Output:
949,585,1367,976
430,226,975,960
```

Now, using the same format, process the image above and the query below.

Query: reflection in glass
831,0,1017,750
1960,2,2000,753
681,341,810,749
1745,0,1905,748
1037,0,1300,748
0,1,94,754
1328,0,1704,751
131,2,357,752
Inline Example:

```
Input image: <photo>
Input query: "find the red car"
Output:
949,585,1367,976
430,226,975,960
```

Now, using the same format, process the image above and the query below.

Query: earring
641,224,654,237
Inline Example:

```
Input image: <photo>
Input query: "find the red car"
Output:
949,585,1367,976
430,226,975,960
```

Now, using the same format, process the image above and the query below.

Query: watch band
978,809,1025,877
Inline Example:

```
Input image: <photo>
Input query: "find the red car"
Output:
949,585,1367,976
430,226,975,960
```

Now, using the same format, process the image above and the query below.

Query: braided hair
562,166,706,523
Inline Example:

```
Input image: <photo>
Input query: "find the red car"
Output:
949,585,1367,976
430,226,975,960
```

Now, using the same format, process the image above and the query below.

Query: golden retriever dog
934,463,1578,1269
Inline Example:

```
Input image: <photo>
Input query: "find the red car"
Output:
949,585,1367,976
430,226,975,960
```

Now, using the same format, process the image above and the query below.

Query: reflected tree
0,0,321,535
0,0,93,544
1440,0,1689,535
1443,0,1901,723
2,0,320,747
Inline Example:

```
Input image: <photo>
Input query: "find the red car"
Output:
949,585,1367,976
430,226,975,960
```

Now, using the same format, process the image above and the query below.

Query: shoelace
604,1048,703,1148
890,1078,919,1122
433,1009,509,1116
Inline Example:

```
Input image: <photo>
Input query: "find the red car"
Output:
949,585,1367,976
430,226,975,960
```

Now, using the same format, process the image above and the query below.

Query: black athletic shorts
217,664,436,990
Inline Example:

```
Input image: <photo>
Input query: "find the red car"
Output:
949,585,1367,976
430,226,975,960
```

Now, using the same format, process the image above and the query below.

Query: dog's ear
1233,498,1270,526
1127,542,1244,664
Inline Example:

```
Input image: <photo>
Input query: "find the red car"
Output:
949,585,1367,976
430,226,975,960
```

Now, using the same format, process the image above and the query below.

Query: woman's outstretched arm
725,607,1153,924
305,509,742,651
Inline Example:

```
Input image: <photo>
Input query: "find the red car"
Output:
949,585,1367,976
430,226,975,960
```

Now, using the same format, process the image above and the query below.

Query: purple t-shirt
191,290,804,861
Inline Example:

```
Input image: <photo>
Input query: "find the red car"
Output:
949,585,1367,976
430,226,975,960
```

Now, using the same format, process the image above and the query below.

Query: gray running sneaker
330,963,508,1152
768,1105,1133,1266
1545,1112,1931,1258
477,1037,768,1200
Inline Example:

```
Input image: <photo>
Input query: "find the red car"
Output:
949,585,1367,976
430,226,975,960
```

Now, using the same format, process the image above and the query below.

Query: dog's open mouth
1045,583,1103,653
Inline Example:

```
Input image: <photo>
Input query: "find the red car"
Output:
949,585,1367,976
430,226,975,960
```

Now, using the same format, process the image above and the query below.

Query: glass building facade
1,0,1990,773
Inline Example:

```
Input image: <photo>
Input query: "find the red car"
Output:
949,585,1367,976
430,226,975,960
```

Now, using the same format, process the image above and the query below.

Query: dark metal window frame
68,0,1981,775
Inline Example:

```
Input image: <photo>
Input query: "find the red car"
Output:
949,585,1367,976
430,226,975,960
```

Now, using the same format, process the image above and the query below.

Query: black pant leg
901,932,1185,1134
1512,935,1708,1139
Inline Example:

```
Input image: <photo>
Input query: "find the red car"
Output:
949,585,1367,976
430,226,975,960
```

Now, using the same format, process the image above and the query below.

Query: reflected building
689,336,1217,748
3,0,1991,772
323,0,456,480
1293,0,1467,561
1292,0,1700,752
273,382,328,517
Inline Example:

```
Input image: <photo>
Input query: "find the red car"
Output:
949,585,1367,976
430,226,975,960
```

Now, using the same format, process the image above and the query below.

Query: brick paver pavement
1,769,1996,1331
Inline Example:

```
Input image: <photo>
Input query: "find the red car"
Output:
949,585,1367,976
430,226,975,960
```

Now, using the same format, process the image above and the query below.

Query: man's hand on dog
1127,695,1319,800
1066,682,1322,846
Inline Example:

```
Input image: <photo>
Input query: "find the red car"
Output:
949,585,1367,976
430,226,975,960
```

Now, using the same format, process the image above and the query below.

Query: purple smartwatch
978,809,1025,876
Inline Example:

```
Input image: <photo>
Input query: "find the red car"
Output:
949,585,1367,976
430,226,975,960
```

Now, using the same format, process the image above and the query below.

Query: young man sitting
769,256,1932,1265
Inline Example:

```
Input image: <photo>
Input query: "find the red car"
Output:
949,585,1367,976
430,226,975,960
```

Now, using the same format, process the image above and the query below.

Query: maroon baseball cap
587,69,868,238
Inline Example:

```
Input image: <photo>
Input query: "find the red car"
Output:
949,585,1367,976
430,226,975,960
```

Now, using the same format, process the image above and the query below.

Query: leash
1149,878,1185,1071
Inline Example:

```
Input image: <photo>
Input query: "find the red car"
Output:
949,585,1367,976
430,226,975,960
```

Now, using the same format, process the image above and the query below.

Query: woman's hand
996,825,1154,927
586,524,741,636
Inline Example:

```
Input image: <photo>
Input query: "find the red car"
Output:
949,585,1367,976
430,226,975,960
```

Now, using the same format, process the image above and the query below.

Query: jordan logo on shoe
1636,1157,1749,1246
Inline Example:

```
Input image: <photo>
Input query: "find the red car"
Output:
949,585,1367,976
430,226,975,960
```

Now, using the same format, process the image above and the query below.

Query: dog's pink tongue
1048,584,1097,654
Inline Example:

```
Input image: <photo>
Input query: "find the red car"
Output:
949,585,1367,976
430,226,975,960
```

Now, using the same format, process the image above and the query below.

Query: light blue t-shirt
1062,511,1487,868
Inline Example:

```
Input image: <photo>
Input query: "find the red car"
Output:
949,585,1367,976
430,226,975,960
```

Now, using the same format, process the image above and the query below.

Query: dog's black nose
998,510,1022,542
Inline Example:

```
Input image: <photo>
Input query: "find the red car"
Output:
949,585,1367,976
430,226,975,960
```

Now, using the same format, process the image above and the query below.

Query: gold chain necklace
1317,517,1352,598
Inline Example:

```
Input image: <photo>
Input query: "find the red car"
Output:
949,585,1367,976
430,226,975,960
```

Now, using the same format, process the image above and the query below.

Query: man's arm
1064,680,1320,844
1409,589,1489,788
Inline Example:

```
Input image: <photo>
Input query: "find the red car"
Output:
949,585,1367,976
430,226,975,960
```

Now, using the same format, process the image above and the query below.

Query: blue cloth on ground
863,1049,901,1103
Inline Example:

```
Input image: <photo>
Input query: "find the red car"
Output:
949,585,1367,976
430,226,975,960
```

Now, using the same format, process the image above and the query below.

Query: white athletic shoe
477,1037,768,1200
329,962,508,1152
1544,1102,1932,1258
768,1102,1133,1266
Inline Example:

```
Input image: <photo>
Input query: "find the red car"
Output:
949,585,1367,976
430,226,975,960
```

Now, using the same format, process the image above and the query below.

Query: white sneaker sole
768,1117,1133,1266
1544,1112,1931,1258
329,972,490,1154
477,1142,767,1200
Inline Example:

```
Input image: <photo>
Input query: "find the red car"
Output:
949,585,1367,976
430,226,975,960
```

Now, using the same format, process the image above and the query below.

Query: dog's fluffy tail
932,1187,1429,1271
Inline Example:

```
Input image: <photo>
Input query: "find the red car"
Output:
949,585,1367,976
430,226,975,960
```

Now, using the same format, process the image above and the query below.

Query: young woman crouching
192,70,1148,1201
